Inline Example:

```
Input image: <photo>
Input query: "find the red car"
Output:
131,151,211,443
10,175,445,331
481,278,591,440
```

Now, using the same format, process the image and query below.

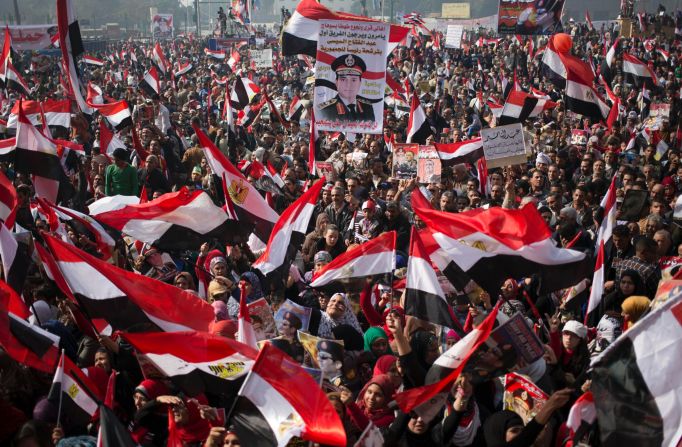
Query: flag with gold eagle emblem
48,352,102,428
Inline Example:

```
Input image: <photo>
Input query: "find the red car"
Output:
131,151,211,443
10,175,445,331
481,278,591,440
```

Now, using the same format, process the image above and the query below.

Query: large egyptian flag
57,0,93,115
121,331,258,396
43,99,71,129
152,42,170,74
4,61,31,97
87,100,133,131
0,223,30,295
622,53,658,88
254,180,324,278
231,342,347,447
585,176,617,324
309,231,396,289
411,188,591,295
498,90,557,125
231,77,260,110
48,352,101,428
94,188,250,250
394,304,499,421
281,0,409,58
0,291,61,373
14,102,75,203
406,93,433,144
43,233,215,333
591,292,682,447
541,35,610,120
139,66,160,99
7,100,42,128
193,125,278,244
405,227,457,329
0,170,17,228
433,138,484,167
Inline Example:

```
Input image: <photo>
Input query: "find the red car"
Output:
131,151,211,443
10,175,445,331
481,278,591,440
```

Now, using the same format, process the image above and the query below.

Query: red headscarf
382,306,406,341
356,374,396,428
372,355,397,377
167,397,211,446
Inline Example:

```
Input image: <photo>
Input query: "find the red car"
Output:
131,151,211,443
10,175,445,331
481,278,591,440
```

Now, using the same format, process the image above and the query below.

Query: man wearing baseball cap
317,53,375,122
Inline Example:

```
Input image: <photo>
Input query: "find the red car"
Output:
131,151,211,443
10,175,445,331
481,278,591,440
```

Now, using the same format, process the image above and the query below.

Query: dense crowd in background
3,5,682,447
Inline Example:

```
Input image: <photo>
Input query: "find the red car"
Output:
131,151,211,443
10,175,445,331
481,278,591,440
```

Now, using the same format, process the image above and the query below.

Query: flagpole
56,350,65,428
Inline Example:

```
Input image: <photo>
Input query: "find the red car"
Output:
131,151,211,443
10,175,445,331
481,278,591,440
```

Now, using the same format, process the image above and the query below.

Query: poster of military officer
314,20,389,134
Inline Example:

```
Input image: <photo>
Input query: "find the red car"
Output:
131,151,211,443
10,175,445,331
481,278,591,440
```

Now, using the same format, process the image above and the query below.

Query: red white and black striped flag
48,351,101,428
83,55,104,66
405,227,457,328
498,90,557,125
434,139,484,167
87,100,132,131
42,99,71,129
43,233,215,333
622,53,658,88
139,66,160,99
309,231,396,289
56,0,93,115
152,42,170,74
121,330,258,396
411,188,592,295
406,93,433,144
231,342,347,447
0,223,31,295
0,170,17,228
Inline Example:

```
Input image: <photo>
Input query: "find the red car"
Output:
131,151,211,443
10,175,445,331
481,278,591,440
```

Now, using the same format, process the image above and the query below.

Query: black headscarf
483,410,524,447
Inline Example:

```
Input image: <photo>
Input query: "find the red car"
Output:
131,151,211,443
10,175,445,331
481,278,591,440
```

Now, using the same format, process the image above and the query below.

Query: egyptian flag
232,77,260,110
4,61,31,97
486,98,503,118
540,35,569,89
411,188,591,296
43,233,215,333
406,93,433,144
566,392,596,443
231,342,347,447
309,231,396,290
288,95,304,122
95,188,250,250
56,0,92,115
591,294,682,447
7,100,41,128
83,55,104,66
600,38,620,86
237,284,259,349
0,26,11,87
564,61,610,121
152,42,170,74
657,48,670,62
405,227,457,329
97,404,137,447
227,50,241,70
88,100,132,131
394,304,499,420
498,90,557,125
254,180,324,278
433,138,483,167
86,82,104,105
309,109,318,175
42,99,71,130
0,170,17,228
622,53,657,88
14,102,75,203
0,223,31,295
204,48,226,59
585,176,617,325
139,66,160,99
173,61,193,78
48,352,101,428
0,291,61,373
122,331,258,396
193,125,278,244
98,120,126,160
281,0,409,58
585,10,594,31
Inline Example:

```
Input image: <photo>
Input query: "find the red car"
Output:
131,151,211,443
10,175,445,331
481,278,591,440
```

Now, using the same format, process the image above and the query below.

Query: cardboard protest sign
249,48,273,69
445,24,464,48
314,20,388,134
481,123,527,168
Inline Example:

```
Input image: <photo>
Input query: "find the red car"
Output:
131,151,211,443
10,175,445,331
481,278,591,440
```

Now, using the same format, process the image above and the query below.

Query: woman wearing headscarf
346,374,396,433
483,389,572,447
164,395,211,447
548,318,590,389
373,355,402,390
173,272,197,293
602,269,645,314
308,292,363,339
385,312,439,388
359,281,406,343
225,272,264,318
301,213,330,267
621,295,651,330
363,327,393,362
129,379,171,446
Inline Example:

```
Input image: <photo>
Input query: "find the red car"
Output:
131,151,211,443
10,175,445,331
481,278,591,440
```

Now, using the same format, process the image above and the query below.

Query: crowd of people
2,4,682,447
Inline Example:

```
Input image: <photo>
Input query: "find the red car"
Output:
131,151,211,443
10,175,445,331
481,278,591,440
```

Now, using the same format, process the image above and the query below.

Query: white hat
536,152,551,166
562,320,587,339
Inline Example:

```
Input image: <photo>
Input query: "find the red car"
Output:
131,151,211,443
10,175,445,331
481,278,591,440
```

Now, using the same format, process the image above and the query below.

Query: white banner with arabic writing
313,20,388,134
481,123,527,168
1,25,58,51
250,49,273,69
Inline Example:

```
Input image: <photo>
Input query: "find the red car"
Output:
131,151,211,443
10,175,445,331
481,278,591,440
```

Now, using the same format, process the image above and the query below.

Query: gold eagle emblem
228,179,249,205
